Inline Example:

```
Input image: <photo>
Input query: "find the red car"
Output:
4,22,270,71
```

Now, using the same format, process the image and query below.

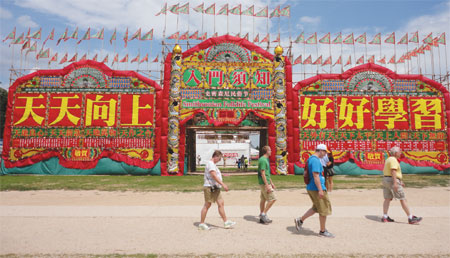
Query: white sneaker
198,223,210,230
224,220,236,229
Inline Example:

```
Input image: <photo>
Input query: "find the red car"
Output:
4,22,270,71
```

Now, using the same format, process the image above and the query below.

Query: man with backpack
295,144,334,238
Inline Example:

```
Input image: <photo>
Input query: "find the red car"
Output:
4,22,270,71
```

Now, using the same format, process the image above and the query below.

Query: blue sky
1,0,449,89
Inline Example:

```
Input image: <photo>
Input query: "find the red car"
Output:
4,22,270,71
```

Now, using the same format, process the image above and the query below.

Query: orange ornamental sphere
274,45,283,55
173,44,182,54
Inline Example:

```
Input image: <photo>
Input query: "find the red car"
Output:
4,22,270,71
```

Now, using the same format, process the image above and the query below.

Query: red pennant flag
243,33,249,40
130,28,141,41
68,53,78,62
131,54,140,63
312,55,322,65
322,56,332,66
152,55,159,62
416,46,425,54
101,55,109,63
303,55,312,64
49,52,58,63
179,31,189,40
332,56,342,67
77,28,90,44
344,55,352,66
79,53,87,61
377,56,386,64
168,31,179,40
189,31,198,40
384,32,395,44
253,34,259,43
123,28,129,47
260,34,269,43
43,28,55,45
437,32,446,45
92,53,98,62
356,55,364,64
59,53,68,64
3,27,16,42
423,44,432,51
112,54,119,64
120,54,129,63
388,55,396,64
139,54,148,63
198,32,207,41
21,39,31,51
422,32,433,44
272,34,280,43
368,55,375,63
293,55,302,65
431,37,439,47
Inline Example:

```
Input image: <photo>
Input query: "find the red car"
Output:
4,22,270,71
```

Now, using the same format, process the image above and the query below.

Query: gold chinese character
301,97,334,128
14,94,46,125
49,95,81,126
338,97,370,129
121,95,153,126
374,98,407,129
85,95,117,126
411,98,442,129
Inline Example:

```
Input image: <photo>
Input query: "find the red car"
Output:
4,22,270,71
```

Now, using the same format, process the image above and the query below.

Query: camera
210,185,219,193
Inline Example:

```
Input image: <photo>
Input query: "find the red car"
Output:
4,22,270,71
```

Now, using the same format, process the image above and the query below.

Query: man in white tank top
198,150,236,230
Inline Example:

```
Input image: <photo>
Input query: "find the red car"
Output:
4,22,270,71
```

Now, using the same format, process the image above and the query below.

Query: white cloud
299,16,321,25
17,15,39,28
0,7,13,19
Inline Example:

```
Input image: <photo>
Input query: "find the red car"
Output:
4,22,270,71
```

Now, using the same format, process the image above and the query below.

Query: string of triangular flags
3,27,446,48
155,3,291,18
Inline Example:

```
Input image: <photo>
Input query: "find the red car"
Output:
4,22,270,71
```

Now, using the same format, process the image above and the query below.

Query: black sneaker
294,218,303,231
381,216,395,222
408,216,422,224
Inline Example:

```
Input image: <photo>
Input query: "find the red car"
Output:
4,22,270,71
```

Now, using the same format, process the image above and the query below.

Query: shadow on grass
286,226,317,236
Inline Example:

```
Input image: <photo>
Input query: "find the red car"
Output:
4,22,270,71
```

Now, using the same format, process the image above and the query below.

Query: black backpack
303,157,310,184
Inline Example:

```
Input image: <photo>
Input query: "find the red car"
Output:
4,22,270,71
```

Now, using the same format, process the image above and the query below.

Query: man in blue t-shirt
294,144,334,238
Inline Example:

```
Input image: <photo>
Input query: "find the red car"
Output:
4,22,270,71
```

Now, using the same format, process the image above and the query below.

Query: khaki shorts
203,187,223,203
382,177,406,200
260,185,277,202
307,190,332,216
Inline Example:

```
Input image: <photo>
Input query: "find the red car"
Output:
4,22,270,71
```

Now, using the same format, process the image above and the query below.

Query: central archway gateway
161,36,293,175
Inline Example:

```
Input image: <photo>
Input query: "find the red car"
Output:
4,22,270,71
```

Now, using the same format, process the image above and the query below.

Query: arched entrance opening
161,35,293,175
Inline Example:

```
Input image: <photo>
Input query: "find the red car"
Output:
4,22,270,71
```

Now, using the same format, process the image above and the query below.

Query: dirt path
1,188,449,256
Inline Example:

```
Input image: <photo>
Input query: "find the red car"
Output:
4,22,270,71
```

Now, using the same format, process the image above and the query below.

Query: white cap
316,144,327,151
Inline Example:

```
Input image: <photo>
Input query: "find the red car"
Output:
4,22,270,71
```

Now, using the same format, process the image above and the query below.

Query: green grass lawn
0,174,448,192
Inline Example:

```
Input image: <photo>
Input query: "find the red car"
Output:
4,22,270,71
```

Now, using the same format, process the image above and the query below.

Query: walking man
294,144,334,237
258,146,276,224
381,146,422,224
199,150,236,230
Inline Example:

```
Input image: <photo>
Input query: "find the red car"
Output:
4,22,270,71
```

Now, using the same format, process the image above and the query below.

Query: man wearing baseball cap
294,144,334,238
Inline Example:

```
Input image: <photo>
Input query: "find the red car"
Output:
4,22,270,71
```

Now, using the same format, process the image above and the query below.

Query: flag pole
416,32,421,74
253,10,255,41
240,8,242,36
202,4,205,35
315,33,319,74
303,32,306,80
444,34,449,80
340,33,344,73
329,37,332,73
437,41,442,77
